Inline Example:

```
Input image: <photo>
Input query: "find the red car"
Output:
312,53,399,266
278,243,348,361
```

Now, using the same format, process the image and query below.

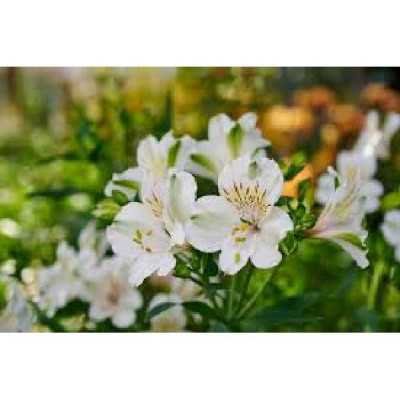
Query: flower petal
219,235,255,275
259,207,294,244
166,171,197,224
129,252,176,286
250,241,282,269
185,196,239,253
330,238,369,269
112,308,136,328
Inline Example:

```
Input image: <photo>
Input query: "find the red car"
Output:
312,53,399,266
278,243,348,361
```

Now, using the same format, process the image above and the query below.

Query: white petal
316,173,335,205
330,238,369,269
137,136,167,179
381,210,400,246
208,113,234,144
185,196,239,253
112,308,136,328
219,235,255,275
129,252,176,286
166,171,197,224
238,112,257,130
107,202,170,259
260,207,294,243
251,240,282,269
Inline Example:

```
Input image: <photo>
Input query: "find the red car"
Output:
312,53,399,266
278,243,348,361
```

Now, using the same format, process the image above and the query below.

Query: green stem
367,260,385,310
237,265,281,319
235,266,254,315
227,275,237,319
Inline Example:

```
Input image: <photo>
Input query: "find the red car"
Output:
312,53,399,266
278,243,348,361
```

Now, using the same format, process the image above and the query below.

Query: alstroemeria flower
381,210,400,262
87,256,143,328
104,132,195,200
186,155,293,274
309,166,369,268
316,150,383,213
137,132,195,181
187,113,269,182
354,110,400,159
106,171,197,286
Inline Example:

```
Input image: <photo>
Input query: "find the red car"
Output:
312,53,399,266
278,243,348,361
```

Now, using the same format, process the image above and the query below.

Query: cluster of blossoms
316,110,400,265
105,112,370,289
3,221,201,332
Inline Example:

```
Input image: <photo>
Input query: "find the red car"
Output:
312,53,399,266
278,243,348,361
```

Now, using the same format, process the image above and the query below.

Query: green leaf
183,301,216,318
241,293,321,331
0,281,8,311
174,259,191,278
298,179,311,203
381,191,400,211
227,123,244,159
284,152,306,180
167,139,182,168
111,190,129,205
148,302,176,319
208,321,229,332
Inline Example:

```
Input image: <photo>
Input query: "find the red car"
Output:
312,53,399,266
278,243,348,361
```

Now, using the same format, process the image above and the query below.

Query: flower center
222,181,270,225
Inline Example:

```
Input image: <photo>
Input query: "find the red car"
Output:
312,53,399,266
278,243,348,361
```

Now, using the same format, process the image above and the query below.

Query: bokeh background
2,67,400,331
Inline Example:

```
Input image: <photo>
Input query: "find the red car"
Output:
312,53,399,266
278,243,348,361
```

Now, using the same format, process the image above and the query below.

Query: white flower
354,110,400,159
187,113,269,182
186,155,293,275
170,276,202,301
87,257,142,328
381,210,400,262
105,167,143,201
137,132,196,181
0,276,35,332
316,150,383,213
310,166,368,268
38,241,95,316
149,293,186,332
107,171,197,286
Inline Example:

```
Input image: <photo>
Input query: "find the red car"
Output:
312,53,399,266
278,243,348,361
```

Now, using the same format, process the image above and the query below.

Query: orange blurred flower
361,83,400,112
261,105,314,155
328,104,364,136
293,86,336,112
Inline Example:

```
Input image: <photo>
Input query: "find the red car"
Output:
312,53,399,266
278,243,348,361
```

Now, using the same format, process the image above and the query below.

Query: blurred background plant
1,67,400,332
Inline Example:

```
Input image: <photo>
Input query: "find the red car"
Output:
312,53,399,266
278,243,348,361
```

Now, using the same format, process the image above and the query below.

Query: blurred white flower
381,210,400,262
187,113,269,182
354,110,400,159
107,171,197,286
310,166,368,268
149,293,186,332
186,155,293,274
316,150,383,213
170,276,201,301
87,257,142,328
38,241,91,317
0,276,34,332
